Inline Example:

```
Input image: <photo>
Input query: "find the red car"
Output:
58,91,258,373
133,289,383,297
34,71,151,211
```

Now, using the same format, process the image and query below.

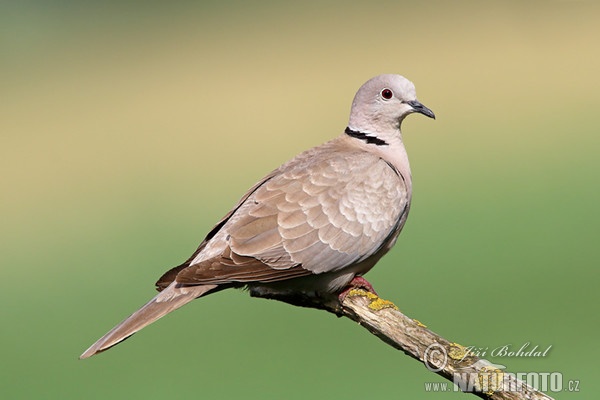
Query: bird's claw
338,276,378,302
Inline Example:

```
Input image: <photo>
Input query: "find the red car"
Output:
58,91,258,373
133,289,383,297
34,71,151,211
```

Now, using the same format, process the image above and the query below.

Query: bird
80,74,435,359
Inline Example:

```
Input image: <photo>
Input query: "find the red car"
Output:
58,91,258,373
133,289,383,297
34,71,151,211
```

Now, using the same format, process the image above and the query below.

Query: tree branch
254,288,554,400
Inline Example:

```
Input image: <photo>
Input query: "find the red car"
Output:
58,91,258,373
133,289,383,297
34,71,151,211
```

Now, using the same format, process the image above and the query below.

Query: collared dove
80,74,434,359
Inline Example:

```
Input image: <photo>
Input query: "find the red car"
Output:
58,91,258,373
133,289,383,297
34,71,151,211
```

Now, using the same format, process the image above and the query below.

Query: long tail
80,283,218,359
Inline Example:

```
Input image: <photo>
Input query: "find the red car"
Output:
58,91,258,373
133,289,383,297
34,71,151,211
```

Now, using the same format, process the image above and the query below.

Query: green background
1,1,597,399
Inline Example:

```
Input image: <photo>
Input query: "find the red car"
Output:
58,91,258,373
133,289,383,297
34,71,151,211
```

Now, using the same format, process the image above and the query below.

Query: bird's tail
79,283,218,359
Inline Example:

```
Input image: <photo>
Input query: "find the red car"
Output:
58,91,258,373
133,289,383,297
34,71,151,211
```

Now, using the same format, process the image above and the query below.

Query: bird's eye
381,88,393,100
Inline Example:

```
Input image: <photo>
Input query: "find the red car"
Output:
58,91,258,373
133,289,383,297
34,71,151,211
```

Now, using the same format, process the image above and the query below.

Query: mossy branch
254,288,555,400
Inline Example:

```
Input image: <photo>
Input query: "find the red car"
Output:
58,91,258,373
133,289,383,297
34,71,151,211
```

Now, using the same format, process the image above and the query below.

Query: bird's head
348,74,435,136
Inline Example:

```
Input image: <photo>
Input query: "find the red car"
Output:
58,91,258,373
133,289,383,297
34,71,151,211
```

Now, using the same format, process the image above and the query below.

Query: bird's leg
338,276,378,302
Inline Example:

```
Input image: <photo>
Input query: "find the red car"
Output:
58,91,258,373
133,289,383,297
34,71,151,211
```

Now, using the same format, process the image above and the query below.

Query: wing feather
172,142,409,286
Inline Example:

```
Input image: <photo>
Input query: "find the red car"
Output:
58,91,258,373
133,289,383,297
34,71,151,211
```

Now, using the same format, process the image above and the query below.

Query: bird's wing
174,143,410,286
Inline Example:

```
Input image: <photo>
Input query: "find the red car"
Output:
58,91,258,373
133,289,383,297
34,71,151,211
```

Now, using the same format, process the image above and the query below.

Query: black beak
406,100,435,119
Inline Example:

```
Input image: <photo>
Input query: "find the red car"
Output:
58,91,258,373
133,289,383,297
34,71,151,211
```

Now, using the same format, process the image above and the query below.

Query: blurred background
1,1,597,399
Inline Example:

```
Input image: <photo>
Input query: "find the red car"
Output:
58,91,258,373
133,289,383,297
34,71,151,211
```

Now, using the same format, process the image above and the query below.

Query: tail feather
80,283,218,359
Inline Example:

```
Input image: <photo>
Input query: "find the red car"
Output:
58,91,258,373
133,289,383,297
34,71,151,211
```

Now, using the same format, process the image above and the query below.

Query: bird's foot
338,276,378,302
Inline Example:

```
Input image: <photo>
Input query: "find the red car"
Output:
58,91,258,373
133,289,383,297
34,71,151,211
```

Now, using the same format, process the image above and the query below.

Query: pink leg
338,276,378,302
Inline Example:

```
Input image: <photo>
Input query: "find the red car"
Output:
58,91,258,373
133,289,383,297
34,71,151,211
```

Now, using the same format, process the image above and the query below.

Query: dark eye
381,88,393,100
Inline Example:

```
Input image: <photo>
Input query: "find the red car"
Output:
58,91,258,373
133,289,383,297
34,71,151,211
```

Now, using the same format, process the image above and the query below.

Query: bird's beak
406,100,435,119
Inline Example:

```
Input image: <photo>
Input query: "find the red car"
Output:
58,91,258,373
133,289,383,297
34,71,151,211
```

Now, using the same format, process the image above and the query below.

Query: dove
80,74,435,359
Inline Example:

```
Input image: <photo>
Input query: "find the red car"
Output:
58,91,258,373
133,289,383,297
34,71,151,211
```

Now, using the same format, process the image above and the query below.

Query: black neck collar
344,127,388,146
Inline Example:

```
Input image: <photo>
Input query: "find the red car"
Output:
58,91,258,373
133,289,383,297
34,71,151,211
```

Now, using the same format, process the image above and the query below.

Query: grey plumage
80,74,434,359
